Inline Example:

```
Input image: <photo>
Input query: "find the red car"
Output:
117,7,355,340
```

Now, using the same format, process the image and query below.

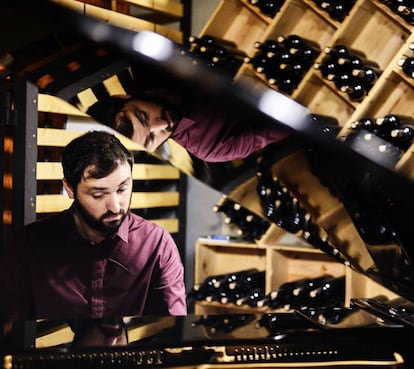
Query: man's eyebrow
87,178,132,191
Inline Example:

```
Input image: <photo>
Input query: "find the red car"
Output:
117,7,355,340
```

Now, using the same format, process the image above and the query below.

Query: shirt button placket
91,258,106,318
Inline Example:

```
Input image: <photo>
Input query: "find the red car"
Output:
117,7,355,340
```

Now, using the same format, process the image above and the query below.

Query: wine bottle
324,44,366,64
279,61,308,78
336,55,364,73
379,114,414,126
250,0,284,17
324,44,351,59
266,277,315,309
251,53,280,74
349,117,378,134
246,287,267,307
244,54,271,74
254,39,285,54
290,45,320,66
187,34,238,49
274,75,298,94
301,218,346,264
320,1,353,22
189,271,236,301
397,4,414,25
219,289,249,304
223,268,260,290
210,314,255,333
316,306,354,325
288,197,307,233
374,114,402,139
214,55,244,75
236,287,265,306
314,58,341,78
390,124,414,151
352,65,381,91
277,34,320,56
198,44,247,59
340,82,366,102
284,274,335,310
307,275,346,307
328,70,352,89
228,270,266,293
397,56,414,78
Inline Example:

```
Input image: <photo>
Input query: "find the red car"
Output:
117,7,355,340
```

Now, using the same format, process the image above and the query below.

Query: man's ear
62,178,75,199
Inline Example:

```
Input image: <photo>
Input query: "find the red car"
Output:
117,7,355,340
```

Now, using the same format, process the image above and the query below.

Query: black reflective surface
2,309,414,367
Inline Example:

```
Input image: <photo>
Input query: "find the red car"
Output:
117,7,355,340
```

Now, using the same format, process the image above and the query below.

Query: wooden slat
36,191,179,213
132,163,180,180
102,74,128,95
130,191,179,208
37,163,63,180
38,94,89,116
76,88,98,112
37,162,180,180
35,325,74,348
37,128,144,151
36,195,72,213
119,0,183,17
151,218,179,233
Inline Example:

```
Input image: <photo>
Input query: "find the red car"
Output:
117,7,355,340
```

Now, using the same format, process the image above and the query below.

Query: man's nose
150,118,169,132
107,193,121,213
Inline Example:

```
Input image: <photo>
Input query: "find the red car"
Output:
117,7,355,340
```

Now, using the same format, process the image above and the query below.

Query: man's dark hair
62,130,134,188
86,92,183,138
86,97,131,133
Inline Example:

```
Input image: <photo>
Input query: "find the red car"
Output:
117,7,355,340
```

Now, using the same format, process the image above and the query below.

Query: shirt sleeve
171,101,292,162
143,232,187,316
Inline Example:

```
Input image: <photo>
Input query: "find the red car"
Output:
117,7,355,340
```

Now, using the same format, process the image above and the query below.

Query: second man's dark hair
62,131,134,188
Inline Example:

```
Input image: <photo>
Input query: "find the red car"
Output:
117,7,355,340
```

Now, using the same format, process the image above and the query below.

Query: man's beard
74,198,128,236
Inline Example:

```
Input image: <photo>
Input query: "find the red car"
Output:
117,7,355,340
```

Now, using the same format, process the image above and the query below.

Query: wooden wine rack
51,0,186,43
193,237,399,315
200,0,414,166
193,0,413,314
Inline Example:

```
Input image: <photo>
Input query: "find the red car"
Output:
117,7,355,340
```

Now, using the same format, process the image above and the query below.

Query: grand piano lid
2,313,413,367
3,2,414,304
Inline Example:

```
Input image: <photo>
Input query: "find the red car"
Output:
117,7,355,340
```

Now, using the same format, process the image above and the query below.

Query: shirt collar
116,213,130,243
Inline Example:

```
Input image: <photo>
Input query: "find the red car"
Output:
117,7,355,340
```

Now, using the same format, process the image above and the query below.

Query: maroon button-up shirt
0,208,187,321
171,101,291,162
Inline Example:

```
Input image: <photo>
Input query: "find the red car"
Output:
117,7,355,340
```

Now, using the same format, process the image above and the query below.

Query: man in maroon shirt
86,90,292,162
0,131,187,321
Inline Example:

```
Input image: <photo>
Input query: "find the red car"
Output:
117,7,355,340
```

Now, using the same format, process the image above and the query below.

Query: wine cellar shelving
191,0,413,314
51,0,187,43
193,237,399,315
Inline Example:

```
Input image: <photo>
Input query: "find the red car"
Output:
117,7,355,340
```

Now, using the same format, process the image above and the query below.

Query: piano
2,1,414,368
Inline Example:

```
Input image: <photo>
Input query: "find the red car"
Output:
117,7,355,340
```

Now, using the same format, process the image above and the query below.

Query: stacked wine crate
51,0,186,43
192,0,412,314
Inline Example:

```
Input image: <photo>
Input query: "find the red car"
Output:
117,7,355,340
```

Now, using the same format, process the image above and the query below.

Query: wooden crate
325,0,410,70
293,73,355,126
194,238,346,315
264,0,338,48
199,0,270,54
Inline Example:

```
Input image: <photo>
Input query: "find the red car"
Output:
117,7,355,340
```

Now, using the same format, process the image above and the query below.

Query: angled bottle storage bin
193,237,345,315
297,0,411,124
200,0,271,53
